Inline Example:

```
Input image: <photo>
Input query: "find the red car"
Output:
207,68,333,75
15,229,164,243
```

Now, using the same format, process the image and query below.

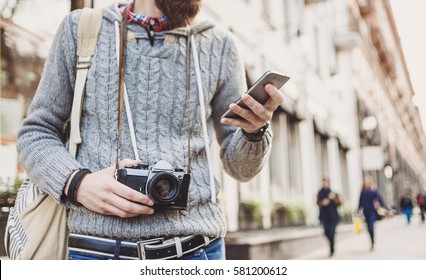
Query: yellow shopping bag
353,216,362,234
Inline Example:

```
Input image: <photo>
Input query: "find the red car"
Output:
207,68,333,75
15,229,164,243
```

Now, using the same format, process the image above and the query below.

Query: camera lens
147,172,180,204
156,179,173,197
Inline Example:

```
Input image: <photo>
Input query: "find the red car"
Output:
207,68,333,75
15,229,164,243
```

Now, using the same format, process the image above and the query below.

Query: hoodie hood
102,2,215,37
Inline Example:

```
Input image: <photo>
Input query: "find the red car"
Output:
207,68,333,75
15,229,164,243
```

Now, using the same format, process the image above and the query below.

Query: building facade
199,0,426,230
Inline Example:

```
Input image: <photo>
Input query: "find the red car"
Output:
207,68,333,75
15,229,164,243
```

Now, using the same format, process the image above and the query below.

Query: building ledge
224,224,354,259
225,223,353,245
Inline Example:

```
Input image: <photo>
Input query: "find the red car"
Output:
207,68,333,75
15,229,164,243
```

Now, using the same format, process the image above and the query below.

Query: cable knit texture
17,4,272,239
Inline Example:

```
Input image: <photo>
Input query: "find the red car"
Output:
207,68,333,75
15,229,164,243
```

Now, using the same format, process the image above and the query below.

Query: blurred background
1,0,425,259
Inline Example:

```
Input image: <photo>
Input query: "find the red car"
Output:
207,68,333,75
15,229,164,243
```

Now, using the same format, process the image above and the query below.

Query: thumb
105,158,142,174
118,158,142,169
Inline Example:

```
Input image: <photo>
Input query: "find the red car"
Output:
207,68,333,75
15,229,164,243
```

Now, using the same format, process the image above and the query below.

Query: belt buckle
137,237,164,260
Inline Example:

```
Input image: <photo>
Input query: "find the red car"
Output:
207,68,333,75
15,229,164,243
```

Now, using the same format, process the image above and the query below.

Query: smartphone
221,70,290,119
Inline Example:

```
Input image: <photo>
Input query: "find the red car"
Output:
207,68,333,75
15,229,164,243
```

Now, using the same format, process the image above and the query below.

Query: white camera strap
114,21,140,162
190,35,216,203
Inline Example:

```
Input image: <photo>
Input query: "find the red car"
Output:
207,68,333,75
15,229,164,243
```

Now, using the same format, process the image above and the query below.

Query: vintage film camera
116,160,190,210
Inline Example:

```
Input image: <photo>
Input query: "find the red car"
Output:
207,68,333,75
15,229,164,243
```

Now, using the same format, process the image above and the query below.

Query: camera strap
186,27,192,175
115,5,128,171
190,34,216,203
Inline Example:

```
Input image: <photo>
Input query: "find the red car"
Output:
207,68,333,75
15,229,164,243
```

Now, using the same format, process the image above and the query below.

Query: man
17,0,284,260
400,191,414,224
317,177,341,257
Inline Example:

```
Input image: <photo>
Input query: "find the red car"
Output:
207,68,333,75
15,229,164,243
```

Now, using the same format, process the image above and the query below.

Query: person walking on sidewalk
416,192,426,223
317,177,341,257
16,0,284,260
357,177,387,251
400,191,414,225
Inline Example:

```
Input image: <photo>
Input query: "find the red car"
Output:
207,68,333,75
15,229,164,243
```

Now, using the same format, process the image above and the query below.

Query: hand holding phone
221,70,290,119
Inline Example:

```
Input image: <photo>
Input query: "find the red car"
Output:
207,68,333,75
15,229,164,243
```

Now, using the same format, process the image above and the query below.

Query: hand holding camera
72,158,156,218
116,160,190,210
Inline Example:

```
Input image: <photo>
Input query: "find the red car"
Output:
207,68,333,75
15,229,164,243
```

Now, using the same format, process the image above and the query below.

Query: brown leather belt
68,234,219,260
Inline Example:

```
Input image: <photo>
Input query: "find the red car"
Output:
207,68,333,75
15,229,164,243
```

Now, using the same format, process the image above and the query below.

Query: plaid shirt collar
119,1,171,32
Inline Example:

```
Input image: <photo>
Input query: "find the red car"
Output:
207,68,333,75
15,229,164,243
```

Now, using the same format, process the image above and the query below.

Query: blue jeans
363,211,376,246
402,208,413,224
68,237,225,260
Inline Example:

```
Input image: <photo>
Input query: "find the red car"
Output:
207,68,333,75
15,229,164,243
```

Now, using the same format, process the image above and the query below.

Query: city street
292,214,426,260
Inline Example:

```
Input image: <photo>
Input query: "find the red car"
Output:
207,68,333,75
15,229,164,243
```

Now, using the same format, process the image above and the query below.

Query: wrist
242,122,270,142
67,168,92,205
64,169,79,196
243,128,261,134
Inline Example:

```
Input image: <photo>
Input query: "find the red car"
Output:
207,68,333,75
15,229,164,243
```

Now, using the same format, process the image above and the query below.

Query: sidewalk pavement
291,214,426,260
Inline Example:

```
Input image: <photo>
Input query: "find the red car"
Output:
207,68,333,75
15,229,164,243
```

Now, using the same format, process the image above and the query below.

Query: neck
133,0,164,17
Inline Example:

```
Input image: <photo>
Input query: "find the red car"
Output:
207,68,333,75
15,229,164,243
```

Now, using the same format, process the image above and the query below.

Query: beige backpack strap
69,7,103,157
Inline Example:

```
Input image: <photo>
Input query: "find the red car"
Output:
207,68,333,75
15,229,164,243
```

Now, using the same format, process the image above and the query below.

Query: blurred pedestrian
357,177,387,251
416,192,425,223
317,177,341,257
400,191,414,224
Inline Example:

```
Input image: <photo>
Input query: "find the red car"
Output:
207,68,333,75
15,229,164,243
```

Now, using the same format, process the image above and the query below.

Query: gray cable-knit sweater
17,4,272,239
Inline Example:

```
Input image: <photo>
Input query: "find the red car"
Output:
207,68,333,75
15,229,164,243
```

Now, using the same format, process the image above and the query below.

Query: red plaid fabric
119,1,171,32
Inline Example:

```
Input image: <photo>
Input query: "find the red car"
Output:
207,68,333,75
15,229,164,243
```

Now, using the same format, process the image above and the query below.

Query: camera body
116,160,189,210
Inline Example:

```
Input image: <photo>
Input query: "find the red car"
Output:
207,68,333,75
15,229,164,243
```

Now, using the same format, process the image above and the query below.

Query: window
313,26,321,74
284,0,304,41
339,147,349,201
287,116,303,196
262,0,272,25
270,113,288,199
315,131,329,179
269,111,303,200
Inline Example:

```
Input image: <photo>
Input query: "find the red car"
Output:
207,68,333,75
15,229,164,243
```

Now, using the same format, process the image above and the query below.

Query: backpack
4,7,103,260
